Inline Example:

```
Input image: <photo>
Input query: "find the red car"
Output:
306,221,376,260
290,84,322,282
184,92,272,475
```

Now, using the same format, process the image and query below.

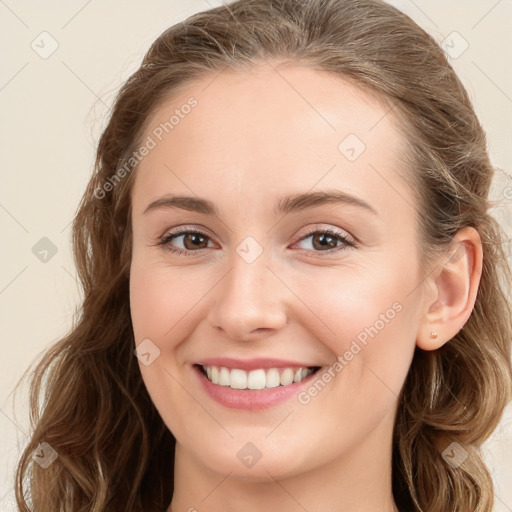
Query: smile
193,360,323,410
200,365,319,390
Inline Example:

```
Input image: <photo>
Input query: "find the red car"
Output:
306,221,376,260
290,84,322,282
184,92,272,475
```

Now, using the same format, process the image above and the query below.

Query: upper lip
195,357,320,371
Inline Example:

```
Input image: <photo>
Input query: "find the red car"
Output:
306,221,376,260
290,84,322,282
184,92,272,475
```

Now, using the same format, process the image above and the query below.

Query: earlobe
416,226,483,351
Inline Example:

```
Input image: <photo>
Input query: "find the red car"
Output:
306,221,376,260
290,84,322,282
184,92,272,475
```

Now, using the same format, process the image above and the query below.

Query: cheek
129,256,202,344
291,260,412,343
288,258,420,399
130,267,164,344
129,257,208,434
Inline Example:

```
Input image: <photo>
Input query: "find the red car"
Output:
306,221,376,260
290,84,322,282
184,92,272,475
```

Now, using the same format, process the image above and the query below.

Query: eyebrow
143,190,378,217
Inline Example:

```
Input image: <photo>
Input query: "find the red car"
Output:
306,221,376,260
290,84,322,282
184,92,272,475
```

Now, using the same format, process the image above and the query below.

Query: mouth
196,364,322,390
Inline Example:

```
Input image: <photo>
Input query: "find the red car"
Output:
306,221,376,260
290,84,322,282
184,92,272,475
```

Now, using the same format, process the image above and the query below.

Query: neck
167,410,399,512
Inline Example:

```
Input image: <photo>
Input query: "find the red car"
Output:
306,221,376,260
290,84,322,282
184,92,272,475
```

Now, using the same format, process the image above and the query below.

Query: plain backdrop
1,1,511,510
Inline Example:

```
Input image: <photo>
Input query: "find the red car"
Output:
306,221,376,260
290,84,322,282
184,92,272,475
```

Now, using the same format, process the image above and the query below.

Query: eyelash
156,225,356,257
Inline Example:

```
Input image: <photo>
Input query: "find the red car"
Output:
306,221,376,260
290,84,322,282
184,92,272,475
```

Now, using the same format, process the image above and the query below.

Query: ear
416,226,483,351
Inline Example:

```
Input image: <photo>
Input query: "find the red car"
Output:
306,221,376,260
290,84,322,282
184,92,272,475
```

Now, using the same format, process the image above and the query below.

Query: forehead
132,61,414,223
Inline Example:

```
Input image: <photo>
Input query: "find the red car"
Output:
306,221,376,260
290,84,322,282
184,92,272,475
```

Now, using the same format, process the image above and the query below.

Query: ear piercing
430,331,438,339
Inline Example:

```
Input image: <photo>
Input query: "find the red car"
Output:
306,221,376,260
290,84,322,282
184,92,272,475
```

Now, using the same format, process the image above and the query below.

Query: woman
15,0,512,511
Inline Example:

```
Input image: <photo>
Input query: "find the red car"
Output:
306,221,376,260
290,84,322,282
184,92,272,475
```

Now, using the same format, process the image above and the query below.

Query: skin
128,60,483,512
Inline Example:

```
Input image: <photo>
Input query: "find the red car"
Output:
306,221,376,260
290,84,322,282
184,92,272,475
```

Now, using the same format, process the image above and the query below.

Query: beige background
1,0,511,510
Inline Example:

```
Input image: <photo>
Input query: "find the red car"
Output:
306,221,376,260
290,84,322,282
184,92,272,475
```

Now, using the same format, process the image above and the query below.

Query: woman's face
129,62,433,480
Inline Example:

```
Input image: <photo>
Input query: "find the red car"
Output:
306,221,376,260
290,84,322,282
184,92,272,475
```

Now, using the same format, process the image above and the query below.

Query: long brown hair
15,0,512,510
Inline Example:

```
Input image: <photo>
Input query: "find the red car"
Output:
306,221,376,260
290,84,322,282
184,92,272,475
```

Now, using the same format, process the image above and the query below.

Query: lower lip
193,365,320,410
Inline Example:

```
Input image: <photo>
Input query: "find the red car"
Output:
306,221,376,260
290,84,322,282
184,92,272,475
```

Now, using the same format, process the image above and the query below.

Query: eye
292,227,356,255
157,228,215,256
156,226,356,257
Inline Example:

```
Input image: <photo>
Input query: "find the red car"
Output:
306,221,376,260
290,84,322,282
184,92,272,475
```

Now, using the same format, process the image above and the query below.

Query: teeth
219,367,230,386
265,368,280,388
248,369,266,390
201,365,316,389
280,368,294,386
230,369,247,389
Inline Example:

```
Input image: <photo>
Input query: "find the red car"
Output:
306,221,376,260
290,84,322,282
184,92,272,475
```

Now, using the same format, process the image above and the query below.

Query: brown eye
311,232,339,250
158,229,213,255
181,232,209,250
296,228,355,253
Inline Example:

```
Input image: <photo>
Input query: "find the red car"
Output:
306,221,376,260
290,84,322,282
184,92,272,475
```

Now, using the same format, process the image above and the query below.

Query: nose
207,249,288,342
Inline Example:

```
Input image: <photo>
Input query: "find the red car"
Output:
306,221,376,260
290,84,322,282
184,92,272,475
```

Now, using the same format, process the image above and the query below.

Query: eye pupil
184,233,208,250
313,233,337,250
